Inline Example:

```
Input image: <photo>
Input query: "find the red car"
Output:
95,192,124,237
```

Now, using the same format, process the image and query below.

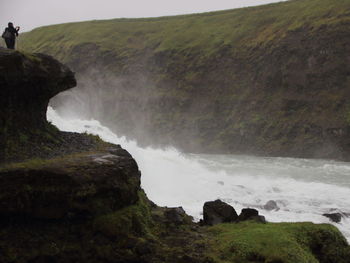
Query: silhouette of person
2,22,20,49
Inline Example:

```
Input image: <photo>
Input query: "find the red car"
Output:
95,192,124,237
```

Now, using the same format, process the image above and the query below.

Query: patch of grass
208,221,350,263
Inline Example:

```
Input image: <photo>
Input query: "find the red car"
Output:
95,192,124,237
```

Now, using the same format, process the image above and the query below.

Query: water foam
47,107,350,241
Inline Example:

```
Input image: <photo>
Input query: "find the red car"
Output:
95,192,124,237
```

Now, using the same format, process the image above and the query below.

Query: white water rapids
47,107,350,241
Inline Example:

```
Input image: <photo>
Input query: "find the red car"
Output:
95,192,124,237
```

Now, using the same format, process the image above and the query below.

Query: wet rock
323,213,342,223
238,208,266,223
203,199,238,225
263,200,280,211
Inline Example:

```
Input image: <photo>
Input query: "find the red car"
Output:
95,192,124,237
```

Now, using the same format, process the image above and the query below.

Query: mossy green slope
20,0,350,159
208,222,350,263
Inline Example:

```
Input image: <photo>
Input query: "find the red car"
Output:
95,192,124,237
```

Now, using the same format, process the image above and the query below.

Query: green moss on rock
208,222,350,263
93,191,153,238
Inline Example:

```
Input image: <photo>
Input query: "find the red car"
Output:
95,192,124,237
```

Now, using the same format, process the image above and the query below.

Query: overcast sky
0,0,287,32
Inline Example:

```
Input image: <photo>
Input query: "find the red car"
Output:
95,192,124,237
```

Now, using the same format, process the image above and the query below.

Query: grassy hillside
20,0,350,159
21,0,349,59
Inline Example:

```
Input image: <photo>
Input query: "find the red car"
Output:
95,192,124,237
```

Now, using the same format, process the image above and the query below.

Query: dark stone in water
323,213,342,223
263,200,280,211
217,181,225,186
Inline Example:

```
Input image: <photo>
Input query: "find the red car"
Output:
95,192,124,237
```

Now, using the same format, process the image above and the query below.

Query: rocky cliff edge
0,47,101,162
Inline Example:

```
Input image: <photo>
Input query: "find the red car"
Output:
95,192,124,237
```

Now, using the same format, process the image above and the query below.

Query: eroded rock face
0,48,76,161
0,47,76,130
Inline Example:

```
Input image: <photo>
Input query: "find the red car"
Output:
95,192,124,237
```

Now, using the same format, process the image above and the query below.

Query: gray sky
0,0,287,32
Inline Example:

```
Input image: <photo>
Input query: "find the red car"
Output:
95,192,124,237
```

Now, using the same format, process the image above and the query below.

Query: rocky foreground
0,48,349,263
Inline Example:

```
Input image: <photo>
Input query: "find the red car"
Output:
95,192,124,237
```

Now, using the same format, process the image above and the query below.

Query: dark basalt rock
263,200,280,211
203,199,238,225
323,213,342,223
238,208,266,223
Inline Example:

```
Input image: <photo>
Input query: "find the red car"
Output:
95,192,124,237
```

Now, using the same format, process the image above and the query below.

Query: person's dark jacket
5,25,19,39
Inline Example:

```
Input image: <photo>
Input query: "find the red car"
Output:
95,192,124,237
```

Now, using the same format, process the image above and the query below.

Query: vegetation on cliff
20,0,349,60
20,0,350,159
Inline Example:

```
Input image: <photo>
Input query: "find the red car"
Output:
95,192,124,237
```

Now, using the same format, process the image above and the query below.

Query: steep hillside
20,0,350,159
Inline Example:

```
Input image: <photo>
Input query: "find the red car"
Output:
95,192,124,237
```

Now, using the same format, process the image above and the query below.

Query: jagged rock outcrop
0,47,75,132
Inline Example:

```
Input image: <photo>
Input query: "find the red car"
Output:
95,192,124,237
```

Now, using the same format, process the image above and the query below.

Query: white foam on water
47,107,350,241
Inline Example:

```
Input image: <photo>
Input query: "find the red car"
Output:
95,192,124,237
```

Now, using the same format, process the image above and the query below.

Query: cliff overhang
0,48,83,162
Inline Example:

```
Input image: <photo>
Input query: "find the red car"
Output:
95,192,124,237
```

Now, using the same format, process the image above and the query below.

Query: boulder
238,208,266,223
323,213,342,223
217,181,225,186
203,199,238,225
0,145,141,220
263,200,279,211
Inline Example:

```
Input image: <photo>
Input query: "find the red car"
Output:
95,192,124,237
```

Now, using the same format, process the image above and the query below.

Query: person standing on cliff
2,22,20,49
